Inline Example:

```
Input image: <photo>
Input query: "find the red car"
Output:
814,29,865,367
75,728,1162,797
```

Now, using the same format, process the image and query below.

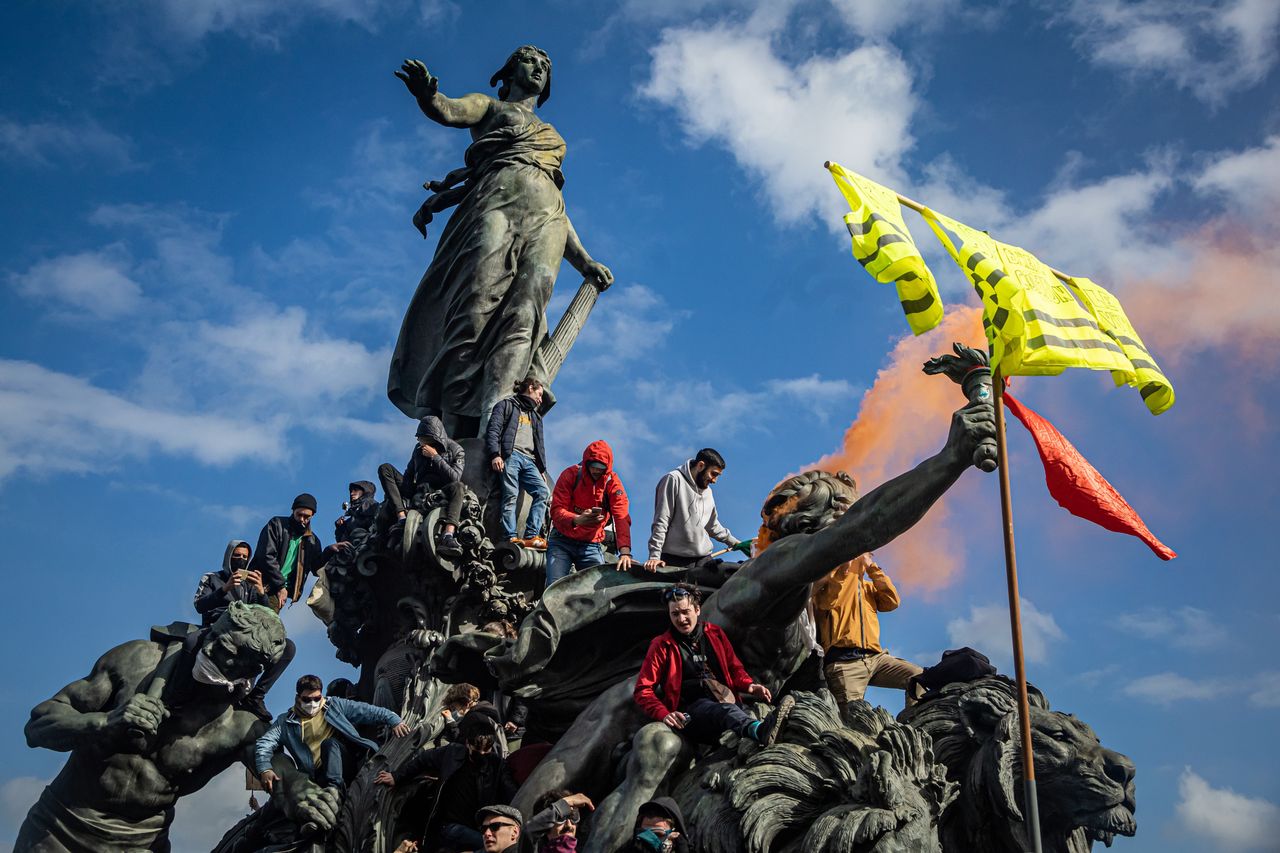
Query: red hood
581,440,614,474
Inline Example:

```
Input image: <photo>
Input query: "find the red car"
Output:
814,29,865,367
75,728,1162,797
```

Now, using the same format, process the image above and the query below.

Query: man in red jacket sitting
547,440,634,584
634,583,793,746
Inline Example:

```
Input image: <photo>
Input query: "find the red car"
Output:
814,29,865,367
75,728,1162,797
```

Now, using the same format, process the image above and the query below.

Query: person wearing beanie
376,415,468,558
250,493,324,606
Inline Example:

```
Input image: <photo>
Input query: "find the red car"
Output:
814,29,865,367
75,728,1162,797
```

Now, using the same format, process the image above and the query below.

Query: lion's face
1028,707,1136,847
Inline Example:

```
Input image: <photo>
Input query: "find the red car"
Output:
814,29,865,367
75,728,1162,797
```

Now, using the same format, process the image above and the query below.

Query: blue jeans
501,451,550,539
438,822,484,850
546,531,604,585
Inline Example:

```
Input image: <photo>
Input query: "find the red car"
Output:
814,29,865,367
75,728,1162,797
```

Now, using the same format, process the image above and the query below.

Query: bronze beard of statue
387,46,614,438
17,603,339,852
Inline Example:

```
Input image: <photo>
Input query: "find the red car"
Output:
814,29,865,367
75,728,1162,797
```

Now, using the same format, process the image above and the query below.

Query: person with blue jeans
485,376,551,549
547,440,633,585
256,674,409,793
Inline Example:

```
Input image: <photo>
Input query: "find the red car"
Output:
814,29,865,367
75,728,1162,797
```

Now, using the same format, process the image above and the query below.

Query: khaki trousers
825,652,923,709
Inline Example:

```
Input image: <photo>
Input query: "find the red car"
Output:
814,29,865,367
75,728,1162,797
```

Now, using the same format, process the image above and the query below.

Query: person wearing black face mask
192,540,296,721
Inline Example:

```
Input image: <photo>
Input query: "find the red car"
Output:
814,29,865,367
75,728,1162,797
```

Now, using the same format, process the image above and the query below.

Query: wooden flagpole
993,369,1043,853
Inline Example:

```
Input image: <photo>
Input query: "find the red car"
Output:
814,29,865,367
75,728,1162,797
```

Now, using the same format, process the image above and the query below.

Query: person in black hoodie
485,376,550,548
250,493,324,604
377,416,467,557
192,540,297,721
625,798,691,853
374,710,517,851
334,480,380,542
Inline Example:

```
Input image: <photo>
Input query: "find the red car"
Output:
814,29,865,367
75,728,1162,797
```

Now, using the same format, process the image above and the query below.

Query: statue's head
905,677,1138,850
755,470,858,551
490,45,552,106
202,601,287,683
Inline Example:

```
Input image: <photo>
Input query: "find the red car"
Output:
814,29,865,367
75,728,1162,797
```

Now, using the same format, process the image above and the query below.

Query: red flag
1003,392,1176,560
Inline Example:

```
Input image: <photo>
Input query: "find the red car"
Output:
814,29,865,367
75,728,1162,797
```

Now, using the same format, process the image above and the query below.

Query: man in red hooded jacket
547,440,633,584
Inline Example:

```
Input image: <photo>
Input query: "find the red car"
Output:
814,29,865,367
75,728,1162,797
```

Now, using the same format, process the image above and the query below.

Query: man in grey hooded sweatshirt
192,540,296,721
644,448,741,571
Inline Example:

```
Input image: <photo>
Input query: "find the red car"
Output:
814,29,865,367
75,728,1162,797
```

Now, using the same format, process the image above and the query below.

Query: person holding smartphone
546,440,633,585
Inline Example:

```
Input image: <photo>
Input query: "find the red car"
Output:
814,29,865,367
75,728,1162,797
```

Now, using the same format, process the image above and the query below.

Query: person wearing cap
635,582,794,749
476,804,524,852
547,440,633,584
377,415,468,557
622,797,689,852
250,493,324,604
374,711,517,850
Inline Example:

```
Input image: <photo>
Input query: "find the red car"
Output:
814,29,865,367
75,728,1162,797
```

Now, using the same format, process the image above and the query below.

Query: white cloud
1193,135,1280,217
0,776,49,838
639,21,918,226
9,248,144,319
1123,672,1227,705
1177,768,1280,850
1247,672,1280,709
178,307,387,404
829,0,966,39
0,116,135,170
139,0,402,44
1056,0,1280,105
1115,605,1229,650
170,765,254,852
0,359,285,480
946,598,1065,666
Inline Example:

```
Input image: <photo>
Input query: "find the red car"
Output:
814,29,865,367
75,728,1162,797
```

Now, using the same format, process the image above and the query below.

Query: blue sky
1,1,1278,850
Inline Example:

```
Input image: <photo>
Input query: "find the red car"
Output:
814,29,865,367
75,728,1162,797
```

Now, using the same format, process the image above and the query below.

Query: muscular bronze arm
25,641,161,753
715,401,995,625
395,60,490,129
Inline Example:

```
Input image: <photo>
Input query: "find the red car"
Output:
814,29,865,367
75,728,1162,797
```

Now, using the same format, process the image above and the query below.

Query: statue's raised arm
710,399,996,629
395,59,491,128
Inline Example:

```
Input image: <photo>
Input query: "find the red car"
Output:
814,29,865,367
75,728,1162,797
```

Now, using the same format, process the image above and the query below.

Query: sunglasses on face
555,808,582,825
480,821,519,834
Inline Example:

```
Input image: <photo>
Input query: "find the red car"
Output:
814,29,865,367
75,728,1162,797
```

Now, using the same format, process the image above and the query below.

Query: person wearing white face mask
255,675,411,794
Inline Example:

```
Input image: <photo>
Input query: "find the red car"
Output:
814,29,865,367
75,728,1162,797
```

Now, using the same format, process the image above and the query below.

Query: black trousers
377,463,466,527
249,637,296,702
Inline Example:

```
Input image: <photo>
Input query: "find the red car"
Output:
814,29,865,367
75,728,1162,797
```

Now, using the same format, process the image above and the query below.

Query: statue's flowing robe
388,122,569,420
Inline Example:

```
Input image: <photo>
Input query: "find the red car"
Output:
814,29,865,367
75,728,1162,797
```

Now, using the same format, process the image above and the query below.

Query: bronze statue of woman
388,46,613,437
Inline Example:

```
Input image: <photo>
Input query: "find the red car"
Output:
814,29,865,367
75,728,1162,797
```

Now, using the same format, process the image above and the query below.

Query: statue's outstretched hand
395,59,438,98
284,779,340,834
945,399,997,469
108,694,168,737
584,260,613,291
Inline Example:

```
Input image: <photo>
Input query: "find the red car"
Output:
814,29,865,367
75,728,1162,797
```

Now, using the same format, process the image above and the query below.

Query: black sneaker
755,694,795,746
239,695,273,723
438,532,463,559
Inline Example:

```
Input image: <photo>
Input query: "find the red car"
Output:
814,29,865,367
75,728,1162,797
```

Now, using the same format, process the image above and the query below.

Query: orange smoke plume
808,305,986,592
1122,218,1280,367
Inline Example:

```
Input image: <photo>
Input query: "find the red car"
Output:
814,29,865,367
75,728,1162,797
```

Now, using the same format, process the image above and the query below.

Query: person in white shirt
643,449,741,571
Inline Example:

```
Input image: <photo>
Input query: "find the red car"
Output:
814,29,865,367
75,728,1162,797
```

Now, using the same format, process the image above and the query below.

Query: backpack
909,647,997,697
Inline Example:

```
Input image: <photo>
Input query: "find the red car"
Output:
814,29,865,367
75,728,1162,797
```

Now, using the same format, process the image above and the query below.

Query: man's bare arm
394,59,490,128
25,640,160,752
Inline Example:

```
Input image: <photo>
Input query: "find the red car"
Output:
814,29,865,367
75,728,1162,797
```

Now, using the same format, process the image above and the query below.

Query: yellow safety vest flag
1065,277,1175,415
827,162,943,335
923,209,1133,377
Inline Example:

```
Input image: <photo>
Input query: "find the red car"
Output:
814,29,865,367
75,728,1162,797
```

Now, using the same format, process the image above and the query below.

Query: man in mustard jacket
812,553,921,711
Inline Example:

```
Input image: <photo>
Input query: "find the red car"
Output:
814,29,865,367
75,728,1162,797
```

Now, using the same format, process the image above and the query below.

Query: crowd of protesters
182,372,922,852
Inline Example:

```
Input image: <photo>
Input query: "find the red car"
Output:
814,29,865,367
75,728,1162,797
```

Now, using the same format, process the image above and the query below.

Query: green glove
730,538,755,555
